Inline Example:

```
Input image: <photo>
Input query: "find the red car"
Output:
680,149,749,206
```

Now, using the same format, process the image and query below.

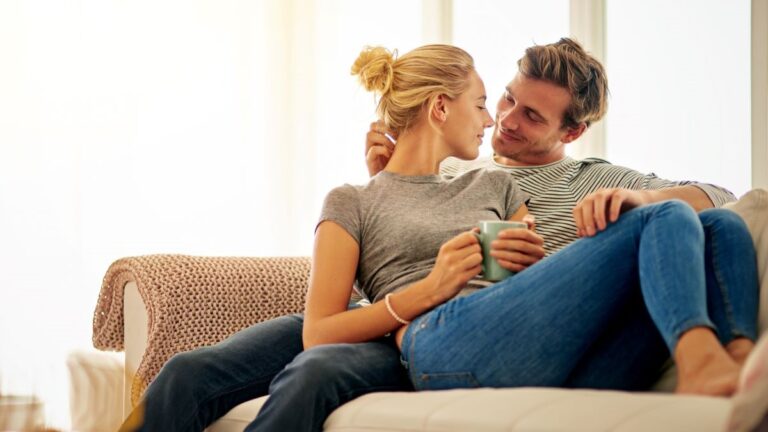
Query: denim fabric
120,304,412,432
246,339,411,431
700,209,760,344
120,313,305,431
401,200,759,391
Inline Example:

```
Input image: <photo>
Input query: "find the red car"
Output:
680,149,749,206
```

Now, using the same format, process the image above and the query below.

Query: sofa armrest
92,254,311,407
124,281,147,419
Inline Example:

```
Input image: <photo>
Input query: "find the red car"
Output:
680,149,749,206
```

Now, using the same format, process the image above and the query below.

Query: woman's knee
657,198,696,216
648,199,701,229
699,208,750,232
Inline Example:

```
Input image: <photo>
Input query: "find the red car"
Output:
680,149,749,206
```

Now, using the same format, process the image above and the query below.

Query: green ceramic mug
476,220,528,281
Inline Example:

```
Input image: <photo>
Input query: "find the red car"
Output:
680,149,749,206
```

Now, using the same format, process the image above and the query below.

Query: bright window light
605,0,751,195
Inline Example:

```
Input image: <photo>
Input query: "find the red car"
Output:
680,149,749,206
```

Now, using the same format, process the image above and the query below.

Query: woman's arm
302,220,482,349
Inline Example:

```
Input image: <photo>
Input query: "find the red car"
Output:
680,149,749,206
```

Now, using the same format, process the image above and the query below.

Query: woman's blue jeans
400,201,759,390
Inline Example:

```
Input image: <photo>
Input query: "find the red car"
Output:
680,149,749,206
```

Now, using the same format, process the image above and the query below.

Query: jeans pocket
414,371,481,391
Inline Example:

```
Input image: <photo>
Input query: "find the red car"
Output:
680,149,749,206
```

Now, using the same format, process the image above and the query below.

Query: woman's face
442,70,495,160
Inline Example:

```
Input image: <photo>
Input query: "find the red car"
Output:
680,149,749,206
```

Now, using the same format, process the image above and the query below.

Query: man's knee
288,345,355,380
155,348,210,386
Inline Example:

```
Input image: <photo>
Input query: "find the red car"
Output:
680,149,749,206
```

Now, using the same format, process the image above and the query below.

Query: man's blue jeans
400,201,759,390
120,311,411,432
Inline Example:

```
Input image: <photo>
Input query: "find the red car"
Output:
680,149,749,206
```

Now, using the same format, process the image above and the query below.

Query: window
605,0,751,195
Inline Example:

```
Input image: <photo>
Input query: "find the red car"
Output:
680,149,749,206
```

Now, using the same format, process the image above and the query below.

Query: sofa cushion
208,388,729,432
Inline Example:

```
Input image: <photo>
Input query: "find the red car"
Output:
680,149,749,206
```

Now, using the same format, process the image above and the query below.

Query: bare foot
726,338,755,367
674,328,741,396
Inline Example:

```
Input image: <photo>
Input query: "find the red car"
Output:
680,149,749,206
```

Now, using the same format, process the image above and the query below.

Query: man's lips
497,128,523,142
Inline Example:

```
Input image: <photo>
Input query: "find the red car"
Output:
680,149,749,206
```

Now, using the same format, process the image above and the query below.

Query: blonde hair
351,44,475,135
518,38,608,128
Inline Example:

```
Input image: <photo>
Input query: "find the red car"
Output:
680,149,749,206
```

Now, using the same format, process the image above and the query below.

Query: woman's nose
484,110,494,128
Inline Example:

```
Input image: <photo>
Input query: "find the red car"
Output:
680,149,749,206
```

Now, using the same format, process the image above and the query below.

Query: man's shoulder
579,156,611,165
451,166,510,185
439,156,493,177
574,157,643,175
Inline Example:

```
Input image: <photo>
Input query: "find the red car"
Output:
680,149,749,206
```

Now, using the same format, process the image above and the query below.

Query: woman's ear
432,94,448,122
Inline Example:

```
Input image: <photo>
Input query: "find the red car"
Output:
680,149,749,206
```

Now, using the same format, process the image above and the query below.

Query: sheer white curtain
0,0,419,427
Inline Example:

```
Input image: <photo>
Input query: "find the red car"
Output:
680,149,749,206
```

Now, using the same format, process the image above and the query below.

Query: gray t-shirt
318,168,527,303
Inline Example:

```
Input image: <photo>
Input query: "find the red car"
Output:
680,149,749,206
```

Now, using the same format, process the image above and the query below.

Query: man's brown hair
518,38,608,128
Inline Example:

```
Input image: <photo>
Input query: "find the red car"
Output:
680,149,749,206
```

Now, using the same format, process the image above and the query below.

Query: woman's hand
489,224,545,272
490,208,545,272
365,121,396,177
425,231,483,303
573,188,650,237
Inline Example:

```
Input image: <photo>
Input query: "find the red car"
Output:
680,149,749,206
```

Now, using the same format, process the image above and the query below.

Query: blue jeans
120,310,411,432
400,201,759,390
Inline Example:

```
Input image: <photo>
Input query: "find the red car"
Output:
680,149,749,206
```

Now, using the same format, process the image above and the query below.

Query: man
122,38,735,432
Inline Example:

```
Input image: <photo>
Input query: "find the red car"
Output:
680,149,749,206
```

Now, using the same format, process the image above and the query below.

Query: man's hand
489,226,545,272
573,188,650,237
365,121,396,177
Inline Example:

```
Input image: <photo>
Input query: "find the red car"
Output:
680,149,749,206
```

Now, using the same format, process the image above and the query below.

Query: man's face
490,73,577,166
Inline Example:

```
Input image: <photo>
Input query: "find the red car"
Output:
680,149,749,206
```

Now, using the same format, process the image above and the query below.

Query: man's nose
498,107,518,131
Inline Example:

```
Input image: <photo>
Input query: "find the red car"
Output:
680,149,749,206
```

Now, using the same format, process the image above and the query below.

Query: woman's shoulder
323,183,364,206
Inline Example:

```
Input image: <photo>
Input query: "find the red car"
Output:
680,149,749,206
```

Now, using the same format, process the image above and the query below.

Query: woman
301,44,758,398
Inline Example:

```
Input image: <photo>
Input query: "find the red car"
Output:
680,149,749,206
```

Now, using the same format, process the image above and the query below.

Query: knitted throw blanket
92,254,311,405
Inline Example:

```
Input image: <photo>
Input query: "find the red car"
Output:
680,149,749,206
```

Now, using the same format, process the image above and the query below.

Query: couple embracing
122,39,765,432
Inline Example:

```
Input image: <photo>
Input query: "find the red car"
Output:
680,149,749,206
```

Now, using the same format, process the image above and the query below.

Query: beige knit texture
92,254,311,405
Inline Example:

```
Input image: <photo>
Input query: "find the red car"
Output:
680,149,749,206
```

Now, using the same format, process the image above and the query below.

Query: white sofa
94,190,768,432
119,279,730,432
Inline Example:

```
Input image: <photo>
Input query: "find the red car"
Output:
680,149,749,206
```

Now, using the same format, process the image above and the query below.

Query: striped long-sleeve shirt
440,156,736,255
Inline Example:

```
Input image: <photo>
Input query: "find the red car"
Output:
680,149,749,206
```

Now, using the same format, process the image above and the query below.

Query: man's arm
573,185,716,238
571,160,737,237
365,121,396,177
641,185,716,211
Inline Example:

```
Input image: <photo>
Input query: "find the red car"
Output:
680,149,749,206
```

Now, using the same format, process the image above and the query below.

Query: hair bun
351,46,396,94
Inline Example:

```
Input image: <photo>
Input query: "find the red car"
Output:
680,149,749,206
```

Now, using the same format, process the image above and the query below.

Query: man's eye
527,112,542,122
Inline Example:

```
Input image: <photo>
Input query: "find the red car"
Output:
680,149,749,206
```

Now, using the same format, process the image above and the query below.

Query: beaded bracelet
384,293,410,325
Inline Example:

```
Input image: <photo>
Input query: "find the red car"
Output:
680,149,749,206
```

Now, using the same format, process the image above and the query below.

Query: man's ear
561,123,587,144
432,95,448,122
